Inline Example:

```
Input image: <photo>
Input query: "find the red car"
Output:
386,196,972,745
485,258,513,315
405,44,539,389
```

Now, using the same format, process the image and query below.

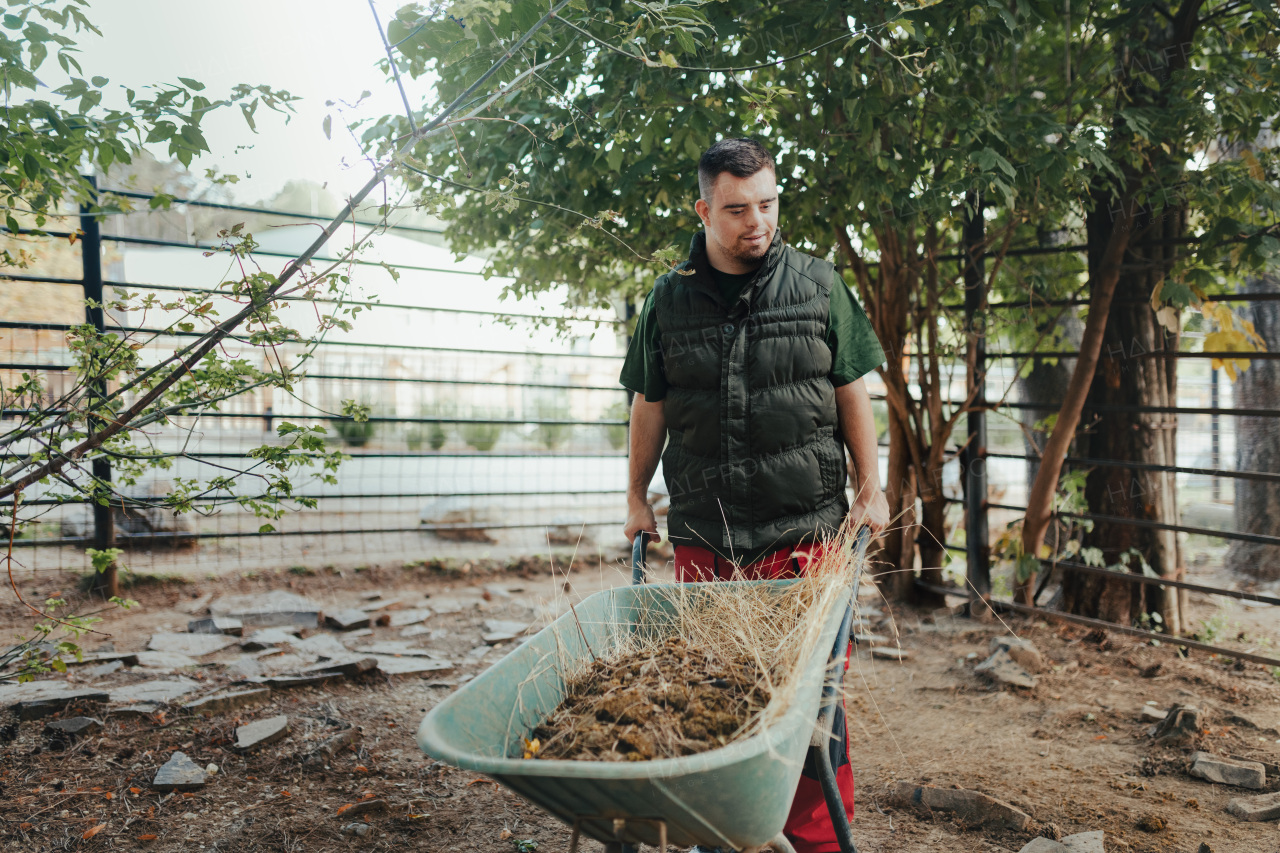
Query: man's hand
850,487,890,536
625,500,661,544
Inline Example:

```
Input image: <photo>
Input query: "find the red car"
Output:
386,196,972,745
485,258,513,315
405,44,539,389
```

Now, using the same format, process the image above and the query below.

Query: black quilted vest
654,230,849,563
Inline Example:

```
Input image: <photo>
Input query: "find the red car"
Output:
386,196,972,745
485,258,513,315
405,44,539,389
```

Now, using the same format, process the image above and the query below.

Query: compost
532,635,772,761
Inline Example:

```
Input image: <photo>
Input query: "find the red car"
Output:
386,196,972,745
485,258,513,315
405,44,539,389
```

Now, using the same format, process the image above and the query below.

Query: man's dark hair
697,138,776,201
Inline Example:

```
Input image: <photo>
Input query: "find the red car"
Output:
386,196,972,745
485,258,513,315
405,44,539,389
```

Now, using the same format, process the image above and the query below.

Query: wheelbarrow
416,527,870,853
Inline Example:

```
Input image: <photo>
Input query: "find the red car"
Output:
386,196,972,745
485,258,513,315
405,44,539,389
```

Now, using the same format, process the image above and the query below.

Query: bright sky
73,0,429,203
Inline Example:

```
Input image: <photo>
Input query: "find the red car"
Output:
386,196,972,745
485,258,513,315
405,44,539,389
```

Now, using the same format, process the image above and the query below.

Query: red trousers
674,544,855,853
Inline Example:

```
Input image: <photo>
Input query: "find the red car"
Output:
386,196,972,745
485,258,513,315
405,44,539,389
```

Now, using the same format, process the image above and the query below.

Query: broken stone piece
482,619,529,636
324,609,371,631
1139,705,1167,722
1189,751,1266,790
130,651,200,670
371,656,453,676
1061,831,1106,853
483,632,519,645
10,690,109,721
209,590,322,628
990,636,1046,672
1151,704,1201,746
234,715,290,751
108,678,198,705
43,716,103,741
889,781,1033,831
109,702,163,719
853,632,889,645
152,751,206,792
187,617,243,636
1018,839,1067,853
870,646,911,661
388,608,433,628
291,633,349,657
974,648,1037,689
301,656,378,679
353,642,438,657
148,632,239,658
1227,790,1280,822
256,672,343,690
301,726,361,767
340,798,389,818
181,687,271,716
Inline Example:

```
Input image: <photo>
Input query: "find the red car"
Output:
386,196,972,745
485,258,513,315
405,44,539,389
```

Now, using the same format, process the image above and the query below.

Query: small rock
1150,704,1201,746
1018,840,1067,853
352,642,439,658
428,598,464,614
291,634,350,657
152,751,206,792
108,678,199,705
84,660,124,678
210,590,322,628
187,617,243,637
399,625,433,639
989,636,1046,672
852,632,889,645
43,716,103,742
1061,831,1105,853
870,646,911,661
372,656,454,676
1223,710,1279,736
341,822,371,837
1139,705,1167,722
148,632,239,658
974,648,1037,689
344,628,374,640
889,781,1033,830
1229,754,1280,779
1226,790,1280,821
325,609,371,631
360,590,383,601
1197,844,1214,853
206,763,218,774
341,799,389,818
256,672,344,690
1189,751,1266,790
234,715,290,751
176,592,214,615
224,656,264,680
482,619,529,636
301,727,361,767
483,632,519,645
181,687,271,716
240,627,302,651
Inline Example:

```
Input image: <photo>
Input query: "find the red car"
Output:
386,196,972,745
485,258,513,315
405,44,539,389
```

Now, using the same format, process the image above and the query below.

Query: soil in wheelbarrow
531,635,772,761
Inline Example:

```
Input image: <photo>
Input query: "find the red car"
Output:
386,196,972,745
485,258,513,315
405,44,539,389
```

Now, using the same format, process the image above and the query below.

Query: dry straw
529,520,868,760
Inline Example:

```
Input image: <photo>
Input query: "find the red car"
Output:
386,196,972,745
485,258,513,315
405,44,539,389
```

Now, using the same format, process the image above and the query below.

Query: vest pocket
816,431,848,499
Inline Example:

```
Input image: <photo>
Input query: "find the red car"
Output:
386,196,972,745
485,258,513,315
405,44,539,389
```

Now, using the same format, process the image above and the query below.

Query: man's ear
694,198,711,227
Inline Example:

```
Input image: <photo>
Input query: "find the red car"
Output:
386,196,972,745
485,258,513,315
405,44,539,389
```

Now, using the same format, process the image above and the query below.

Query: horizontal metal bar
990,350,1280,360
115,280,623,325
942,291,1280,311
984,452,1280,485
983,500,1280,547
102,188,445,236
20,488,626,507
9,519,623,547
1037,558,1280,606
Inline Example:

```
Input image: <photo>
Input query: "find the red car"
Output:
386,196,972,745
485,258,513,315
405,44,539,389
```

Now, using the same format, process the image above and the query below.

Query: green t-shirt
620,268,885,401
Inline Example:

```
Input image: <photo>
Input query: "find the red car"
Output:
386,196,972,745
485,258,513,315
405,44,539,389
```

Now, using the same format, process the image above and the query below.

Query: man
620,138,889,853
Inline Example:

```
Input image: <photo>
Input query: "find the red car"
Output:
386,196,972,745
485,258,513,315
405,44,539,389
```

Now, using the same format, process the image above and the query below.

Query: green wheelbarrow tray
416,577,851,850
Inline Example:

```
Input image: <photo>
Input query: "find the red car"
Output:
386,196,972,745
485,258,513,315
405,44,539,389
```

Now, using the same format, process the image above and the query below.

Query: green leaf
606,144,624,173
322,114,332,140
177,76,205,91
90,75,108,87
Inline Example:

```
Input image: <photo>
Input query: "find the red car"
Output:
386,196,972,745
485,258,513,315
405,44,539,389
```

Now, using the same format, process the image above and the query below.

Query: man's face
694,168,779,272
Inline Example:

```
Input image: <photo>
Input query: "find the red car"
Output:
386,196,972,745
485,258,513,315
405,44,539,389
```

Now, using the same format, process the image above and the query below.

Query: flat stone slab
131,651,200,670
1190,751,1266,789
240,627,302,651
148,633,239,658
482,619,530,636
425,597,464,614
255,672,343,690
44,716,103,740
974,648,1037,689
291,634,350,657
152,751,206,792
870,646,911,661
1062,831,1106,853
224,656,264,680
181,687,271,716
890,781,1033,831
388,608,433,628
399,625,433,638
234,715,290,751
301,656,379,679
353,642,439,657
210,590,321,628
853,632,890,645
301,727,361,767
990,636,1046,672
324,609,371,631
371,655,454,676
1139,705,1167,722
483,632,519,645
108,678,199,705
1019,839,1067,853
1227,790,1280,822
85,660,124,678
187,617,243,636
109,702,163,719
6,689,109,721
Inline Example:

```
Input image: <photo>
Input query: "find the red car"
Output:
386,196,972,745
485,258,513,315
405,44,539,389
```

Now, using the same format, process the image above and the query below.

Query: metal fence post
962,194,991,613
79,176,116,585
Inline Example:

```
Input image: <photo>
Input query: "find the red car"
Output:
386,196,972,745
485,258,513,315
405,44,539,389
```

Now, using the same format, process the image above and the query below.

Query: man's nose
745,206,764,230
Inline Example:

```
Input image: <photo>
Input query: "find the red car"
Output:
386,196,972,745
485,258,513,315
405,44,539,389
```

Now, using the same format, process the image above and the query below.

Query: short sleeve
827,284,885,387
619,291,668,401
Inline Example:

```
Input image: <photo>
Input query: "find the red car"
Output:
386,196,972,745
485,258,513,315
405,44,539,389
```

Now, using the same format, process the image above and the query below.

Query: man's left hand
850,487,890,535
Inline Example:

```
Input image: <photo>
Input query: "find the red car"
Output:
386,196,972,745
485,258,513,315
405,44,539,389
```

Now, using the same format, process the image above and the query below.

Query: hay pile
527,525,864,763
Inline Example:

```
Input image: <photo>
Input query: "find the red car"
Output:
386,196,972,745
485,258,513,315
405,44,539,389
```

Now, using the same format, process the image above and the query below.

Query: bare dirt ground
1,552,1277,853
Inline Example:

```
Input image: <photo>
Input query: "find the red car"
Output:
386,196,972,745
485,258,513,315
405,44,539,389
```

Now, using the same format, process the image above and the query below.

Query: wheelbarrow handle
631,531,649,586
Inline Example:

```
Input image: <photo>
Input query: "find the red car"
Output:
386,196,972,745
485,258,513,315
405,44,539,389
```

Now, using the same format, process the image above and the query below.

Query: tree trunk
1227,273,1280,580
1063,199,1186,633
875,405,916,600
1018,315,1083,489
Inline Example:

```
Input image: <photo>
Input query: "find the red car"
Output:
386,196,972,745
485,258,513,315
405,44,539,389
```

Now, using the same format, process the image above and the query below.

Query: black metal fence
2,184,1276,666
